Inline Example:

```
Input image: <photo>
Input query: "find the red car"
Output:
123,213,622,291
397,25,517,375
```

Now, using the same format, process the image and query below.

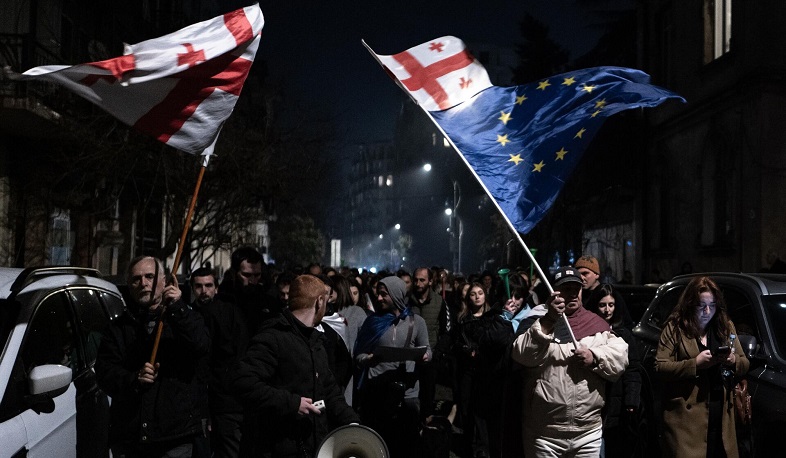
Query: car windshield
762,294,786,360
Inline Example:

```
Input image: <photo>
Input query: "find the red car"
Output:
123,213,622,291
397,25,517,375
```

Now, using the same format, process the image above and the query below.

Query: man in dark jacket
96,256,210,457
233,275,359,457
192,267,248,458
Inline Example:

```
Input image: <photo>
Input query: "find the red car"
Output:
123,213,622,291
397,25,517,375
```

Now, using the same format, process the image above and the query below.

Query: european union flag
431,66,684,234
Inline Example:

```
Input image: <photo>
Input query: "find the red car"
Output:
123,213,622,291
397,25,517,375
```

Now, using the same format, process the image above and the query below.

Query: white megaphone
316,424,389,458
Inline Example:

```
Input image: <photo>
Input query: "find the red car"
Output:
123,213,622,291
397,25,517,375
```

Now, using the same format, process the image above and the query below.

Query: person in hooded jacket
354,275,431,457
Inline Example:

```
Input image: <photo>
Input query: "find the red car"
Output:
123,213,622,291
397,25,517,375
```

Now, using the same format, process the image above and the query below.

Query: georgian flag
7,4,264,162
365,36,492,112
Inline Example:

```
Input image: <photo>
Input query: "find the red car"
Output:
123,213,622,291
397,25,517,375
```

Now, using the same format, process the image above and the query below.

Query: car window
22,292,78,373
99,291,126,321
721,286,760,343
647,285,684,329
68,289,109,369
762,294,786,359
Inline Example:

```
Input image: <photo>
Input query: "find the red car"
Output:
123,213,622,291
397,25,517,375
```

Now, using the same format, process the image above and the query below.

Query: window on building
703,0,732,64
49,210,72,265
386,175,393,187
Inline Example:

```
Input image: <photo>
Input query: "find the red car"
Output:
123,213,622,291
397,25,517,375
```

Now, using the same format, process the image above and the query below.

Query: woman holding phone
656,276,749,457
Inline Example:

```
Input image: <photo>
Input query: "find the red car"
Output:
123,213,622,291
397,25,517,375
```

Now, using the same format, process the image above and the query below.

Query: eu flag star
562,77,576,86
555,148,568,160
497,134,511,146
537,80,551,90
591,110,601,118
581,84,597,93
595,99,607,109
515,94,527,105
575,128,586,139
532,160,545,172
498,111,513,125
508,154,523,165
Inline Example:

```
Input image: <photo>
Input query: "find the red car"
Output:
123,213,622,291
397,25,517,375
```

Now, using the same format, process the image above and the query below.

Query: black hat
553,266,582,287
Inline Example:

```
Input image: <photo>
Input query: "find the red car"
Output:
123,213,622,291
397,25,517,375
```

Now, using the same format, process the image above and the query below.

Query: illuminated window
378,175,383,187
704,0,732,63
386,175,393,187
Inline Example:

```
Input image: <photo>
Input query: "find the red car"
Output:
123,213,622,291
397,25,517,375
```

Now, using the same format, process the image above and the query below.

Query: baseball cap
553,266,583,287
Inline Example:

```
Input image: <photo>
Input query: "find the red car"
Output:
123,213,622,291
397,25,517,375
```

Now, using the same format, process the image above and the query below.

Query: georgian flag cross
8,4,265,162
368,36,493,112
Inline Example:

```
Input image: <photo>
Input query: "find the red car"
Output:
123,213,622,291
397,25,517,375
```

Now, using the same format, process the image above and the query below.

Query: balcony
0,33,67,137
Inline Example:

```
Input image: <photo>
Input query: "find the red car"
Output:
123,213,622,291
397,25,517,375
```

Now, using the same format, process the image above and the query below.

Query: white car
0,267,125,457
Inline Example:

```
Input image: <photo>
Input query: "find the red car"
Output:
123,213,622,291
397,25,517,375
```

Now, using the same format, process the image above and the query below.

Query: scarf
566,305,611,341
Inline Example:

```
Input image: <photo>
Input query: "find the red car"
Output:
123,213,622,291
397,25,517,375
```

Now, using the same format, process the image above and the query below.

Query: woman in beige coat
656,276,749,458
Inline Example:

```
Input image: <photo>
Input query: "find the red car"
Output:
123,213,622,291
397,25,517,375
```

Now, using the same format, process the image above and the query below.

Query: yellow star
515,94,528,105
537,80,551,90
575,128,586,139
532,160,545,172
595,98,607,109
591,110,601,118
498,111,513,125
581,84,596,93
497,134,511,146
555,147,568,160
508,154,523,165
562,76,576,86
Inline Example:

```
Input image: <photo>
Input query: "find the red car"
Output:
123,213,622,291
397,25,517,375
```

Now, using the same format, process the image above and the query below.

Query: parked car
632,272,786,457
0,267,126,458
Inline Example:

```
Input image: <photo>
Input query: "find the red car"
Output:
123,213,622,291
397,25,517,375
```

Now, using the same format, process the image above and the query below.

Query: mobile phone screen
716,346,731,355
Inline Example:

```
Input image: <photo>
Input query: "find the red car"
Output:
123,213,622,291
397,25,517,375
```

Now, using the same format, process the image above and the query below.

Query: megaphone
316,424,389,458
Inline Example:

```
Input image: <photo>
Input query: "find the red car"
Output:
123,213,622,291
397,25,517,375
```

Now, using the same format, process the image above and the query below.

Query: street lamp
423,163,432,172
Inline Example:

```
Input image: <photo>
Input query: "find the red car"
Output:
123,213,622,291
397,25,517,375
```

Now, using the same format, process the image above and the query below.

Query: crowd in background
96,247,749,458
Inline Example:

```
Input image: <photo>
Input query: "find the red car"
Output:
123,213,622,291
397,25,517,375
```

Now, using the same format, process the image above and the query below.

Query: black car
632,272,786,457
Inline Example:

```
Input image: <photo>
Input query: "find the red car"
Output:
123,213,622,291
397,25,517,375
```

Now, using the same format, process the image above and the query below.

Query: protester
354,276,431,457
511,266,628,457
192,267,249,458
455,282,514,458
584,283,642,457
410,266,451,419
333,274,370,406
575,254,602,299
218,247,279,337
96,256,210,458
656,276,749,458
233,275,359,457
397,268,413,295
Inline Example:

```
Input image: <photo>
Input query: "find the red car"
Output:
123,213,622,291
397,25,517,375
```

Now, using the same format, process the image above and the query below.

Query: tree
512,13,571,84
269,214,325,269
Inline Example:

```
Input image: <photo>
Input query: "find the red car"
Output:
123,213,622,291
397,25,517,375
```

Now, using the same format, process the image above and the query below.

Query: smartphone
716,346,731,356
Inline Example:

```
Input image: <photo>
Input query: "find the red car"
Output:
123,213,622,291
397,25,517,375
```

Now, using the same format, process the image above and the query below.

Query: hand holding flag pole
365,36,684,348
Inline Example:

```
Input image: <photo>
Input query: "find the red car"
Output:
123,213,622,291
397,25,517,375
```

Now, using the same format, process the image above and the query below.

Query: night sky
250,0,634,143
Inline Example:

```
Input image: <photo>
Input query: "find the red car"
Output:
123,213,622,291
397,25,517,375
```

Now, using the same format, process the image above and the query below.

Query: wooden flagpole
149,163,207,364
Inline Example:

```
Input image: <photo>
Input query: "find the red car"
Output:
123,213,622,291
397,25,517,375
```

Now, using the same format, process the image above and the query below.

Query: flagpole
149,161,208,364
420,107,579,349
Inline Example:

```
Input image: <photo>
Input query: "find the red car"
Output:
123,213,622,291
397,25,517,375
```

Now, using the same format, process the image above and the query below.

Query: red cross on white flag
7,4,264,161
367,36,492,112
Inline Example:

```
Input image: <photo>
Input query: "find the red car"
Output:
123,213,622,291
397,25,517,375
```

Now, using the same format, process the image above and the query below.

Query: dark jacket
233,309,359,457
95,299,210,446
200,297,250,414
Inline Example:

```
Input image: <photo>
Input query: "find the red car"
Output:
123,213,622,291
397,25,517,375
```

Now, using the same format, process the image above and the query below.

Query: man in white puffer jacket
511,266,628,458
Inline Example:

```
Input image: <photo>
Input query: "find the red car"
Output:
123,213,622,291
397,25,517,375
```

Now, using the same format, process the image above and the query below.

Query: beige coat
656,321,749,458
511,318,629,436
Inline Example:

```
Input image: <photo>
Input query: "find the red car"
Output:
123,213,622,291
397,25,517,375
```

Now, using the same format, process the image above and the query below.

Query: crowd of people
93,249,750,458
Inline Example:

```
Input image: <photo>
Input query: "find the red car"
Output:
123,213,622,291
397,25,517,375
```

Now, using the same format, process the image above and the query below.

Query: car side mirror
737,334,758,360
24,364,72,414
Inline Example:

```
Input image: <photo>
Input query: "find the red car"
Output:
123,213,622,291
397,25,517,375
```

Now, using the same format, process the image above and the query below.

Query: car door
16,291,80,458
67,288,113,458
